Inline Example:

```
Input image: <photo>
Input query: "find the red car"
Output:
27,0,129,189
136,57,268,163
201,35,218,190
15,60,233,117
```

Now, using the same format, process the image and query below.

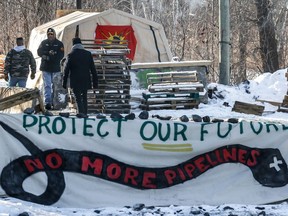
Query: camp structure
25,9,211,113
28,8,173,65
25,9,174,112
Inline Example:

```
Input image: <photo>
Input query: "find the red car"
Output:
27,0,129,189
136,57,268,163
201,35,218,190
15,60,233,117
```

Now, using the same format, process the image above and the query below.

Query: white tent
28,8,173,65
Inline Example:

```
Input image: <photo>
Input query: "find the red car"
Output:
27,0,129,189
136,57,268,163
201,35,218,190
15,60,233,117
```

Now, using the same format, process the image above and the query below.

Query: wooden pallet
140,98,199,110
142,92,199,100
148,83,204,93
232,101,264,116
147,71,198,85
81,39,131,114
139,71,204,111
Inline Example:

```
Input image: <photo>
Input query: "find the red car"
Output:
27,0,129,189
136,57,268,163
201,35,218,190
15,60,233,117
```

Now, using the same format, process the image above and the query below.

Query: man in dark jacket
37,28,64,110
4,37,36,87
62,38,98,117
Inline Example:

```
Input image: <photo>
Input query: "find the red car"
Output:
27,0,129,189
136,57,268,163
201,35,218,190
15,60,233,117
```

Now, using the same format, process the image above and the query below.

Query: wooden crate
232,101,264,116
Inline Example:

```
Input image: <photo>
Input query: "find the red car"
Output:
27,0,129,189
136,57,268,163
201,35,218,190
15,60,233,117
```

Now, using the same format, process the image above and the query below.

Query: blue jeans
9,75,27,87
42,71,60,105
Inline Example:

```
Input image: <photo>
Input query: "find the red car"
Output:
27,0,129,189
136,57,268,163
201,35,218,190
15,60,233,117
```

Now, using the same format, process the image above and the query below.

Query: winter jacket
4,47,36,78
37,38,64,72
63,44,98,90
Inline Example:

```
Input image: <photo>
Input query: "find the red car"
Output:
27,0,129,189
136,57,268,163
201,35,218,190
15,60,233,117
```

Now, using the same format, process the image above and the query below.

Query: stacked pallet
82,39,131,114
140,71,204,110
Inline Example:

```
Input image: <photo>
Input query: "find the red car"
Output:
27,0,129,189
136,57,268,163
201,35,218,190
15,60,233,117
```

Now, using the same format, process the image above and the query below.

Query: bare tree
1,0,288,84
254,0,279,73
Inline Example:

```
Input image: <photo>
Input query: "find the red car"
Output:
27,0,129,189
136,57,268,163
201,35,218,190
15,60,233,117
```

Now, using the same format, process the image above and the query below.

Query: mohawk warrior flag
95,25,137,60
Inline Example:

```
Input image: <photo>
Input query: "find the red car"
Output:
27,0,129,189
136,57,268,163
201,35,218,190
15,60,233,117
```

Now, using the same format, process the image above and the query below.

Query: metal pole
219,0,230,85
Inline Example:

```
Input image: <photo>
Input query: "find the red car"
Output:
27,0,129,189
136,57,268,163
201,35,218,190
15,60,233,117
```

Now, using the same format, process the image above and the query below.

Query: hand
4,73,8,82
49,50,56,55
30,73,35,80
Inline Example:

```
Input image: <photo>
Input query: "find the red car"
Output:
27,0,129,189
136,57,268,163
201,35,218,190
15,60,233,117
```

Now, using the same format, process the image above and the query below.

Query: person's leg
17,78,27,88
42,71,52,106
8,75,18,87
73,88,85,114
82,90,88,114
52,72,61,108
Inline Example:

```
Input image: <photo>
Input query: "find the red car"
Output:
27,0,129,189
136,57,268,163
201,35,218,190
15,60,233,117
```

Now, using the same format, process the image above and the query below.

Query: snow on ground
1,69,288,215
130,68,288,124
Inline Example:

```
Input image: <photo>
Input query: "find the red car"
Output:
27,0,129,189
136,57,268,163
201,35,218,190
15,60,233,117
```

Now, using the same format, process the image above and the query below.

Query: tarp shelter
28,8,173,65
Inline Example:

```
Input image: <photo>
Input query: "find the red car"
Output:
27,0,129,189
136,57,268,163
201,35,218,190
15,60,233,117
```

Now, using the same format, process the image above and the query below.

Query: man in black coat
37,28,64,110
62,38,98,117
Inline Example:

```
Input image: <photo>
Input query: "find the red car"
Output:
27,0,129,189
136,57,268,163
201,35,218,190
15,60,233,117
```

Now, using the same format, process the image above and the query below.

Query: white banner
0,113,287,207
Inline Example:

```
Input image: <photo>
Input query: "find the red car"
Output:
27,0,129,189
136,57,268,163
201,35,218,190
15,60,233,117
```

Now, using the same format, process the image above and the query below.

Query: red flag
95,25,137,60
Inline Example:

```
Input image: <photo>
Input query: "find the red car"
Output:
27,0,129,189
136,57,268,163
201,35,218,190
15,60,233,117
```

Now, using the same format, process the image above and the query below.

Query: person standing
4,37,36,87
37,28,64,110
62,38,98,117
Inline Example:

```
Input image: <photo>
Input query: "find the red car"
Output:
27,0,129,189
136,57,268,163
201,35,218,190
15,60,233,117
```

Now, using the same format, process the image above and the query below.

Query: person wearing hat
62,37,98,117
4,37,36,87
37,28,64,110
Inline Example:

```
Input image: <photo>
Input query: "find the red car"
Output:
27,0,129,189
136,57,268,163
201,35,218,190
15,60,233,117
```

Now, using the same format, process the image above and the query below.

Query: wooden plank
142,92,199,100
88,93,131,99
232,101,264,116
96,86,129,91
0,88,45,113
148,78,198,84
97,79,131,85
148,83,204,93
89,49,130,55
147,71,198,85
88,108,131,114
140,101,199,110
147,71,197,77
256,99,282,107
141,97,199,104
140,97,199,111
